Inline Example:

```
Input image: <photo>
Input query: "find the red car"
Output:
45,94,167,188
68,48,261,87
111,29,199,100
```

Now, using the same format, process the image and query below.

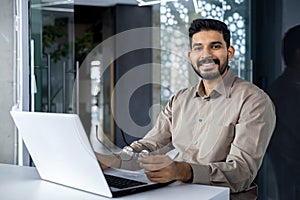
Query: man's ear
188,51,192,63
227,46,235,61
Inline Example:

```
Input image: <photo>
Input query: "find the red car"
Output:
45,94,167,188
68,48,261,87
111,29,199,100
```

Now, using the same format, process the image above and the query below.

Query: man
98,19,276,199
267,25,300,200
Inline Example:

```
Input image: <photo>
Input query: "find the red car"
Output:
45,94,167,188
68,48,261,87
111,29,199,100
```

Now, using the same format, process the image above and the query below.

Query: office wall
255,1,300,199
282,0,300,37
252,0,300,87
0,0,15,164
251,0,283,90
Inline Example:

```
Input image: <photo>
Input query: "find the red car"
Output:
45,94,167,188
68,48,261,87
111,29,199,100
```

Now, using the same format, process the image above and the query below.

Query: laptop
10,111,170,197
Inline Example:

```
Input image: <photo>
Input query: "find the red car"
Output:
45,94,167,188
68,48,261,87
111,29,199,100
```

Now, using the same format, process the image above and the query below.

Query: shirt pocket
198,123,235,161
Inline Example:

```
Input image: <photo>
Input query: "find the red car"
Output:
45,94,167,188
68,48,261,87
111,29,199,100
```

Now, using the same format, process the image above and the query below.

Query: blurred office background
1,0,300,199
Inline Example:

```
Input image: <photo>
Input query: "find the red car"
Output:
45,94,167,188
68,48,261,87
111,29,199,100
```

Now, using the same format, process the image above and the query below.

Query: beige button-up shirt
130,68,276,198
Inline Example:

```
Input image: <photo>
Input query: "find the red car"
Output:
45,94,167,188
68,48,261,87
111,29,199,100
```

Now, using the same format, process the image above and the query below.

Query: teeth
201,63,215,66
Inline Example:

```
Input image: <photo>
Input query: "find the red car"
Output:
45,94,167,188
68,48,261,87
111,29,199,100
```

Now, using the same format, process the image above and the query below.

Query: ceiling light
137,0,177,6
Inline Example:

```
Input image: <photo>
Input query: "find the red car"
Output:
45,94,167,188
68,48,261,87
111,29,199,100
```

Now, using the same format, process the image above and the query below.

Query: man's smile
197,58,220,71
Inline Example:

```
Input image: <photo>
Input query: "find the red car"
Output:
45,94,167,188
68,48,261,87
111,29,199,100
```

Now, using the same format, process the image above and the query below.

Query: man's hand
95,152,121,170
138,155,193,183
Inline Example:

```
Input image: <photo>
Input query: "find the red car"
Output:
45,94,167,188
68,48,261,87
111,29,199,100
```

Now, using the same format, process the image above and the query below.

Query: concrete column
0,0,15,164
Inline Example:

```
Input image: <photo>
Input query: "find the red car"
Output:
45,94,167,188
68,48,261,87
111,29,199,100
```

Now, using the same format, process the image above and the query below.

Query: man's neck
203,78,220,96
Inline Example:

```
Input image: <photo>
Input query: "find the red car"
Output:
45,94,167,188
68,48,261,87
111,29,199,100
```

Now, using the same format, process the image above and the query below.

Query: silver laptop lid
10,111,113,197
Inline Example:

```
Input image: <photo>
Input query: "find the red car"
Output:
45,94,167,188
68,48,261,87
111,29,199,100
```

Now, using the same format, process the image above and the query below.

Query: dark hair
189,18,231,48
282,25,300,68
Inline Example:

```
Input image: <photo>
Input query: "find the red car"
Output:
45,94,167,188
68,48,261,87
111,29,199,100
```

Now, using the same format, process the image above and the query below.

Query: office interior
0,0,299,199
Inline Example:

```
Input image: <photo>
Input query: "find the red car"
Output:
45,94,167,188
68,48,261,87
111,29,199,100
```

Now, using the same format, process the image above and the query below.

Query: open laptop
10,111,170,198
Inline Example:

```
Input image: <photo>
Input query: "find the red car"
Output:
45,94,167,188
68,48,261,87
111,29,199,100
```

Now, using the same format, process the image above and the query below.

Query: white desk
0,164,229,200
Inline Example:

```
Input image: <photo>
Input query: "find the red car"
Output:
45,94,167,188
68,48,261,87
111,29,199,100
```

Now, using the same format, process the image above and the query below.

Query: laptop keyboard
104,174,147,189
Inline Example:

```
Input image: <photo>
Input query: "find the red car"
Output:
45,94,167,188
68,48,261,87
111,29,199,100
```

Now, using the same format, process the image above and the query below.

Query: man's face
188,30,234,80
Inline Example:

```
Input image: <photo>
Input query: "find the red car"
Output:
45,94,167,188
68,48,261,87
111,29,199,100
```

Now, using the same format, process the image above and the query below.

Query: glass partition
30,0,75,113
29,2,115,141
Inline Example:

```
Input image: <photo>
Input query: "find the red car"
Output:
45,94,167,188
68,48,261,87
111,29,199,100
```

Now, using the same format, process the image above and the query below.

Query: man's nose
200,48,212,59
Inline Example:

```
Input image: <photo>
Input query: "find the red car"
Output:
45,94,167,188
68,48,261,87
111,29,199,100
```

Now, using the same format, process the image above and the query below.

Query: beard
192,57,229,80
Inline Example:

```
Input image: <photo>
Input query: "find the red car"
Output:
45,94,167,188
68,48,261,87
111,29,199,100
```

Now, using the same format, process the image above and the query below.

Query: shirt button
198,118,203,122
193,141,198,145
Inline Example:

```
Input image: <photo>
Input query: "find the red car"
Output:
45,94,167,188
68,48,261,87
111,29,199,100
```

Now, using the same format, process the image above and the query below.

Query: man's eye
193,47,202,51
211,45,221,49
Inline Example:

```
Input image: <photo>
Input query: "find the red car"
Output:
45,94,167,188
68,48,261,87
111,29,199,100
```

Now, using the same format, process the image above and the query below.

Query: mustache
197,58,220,66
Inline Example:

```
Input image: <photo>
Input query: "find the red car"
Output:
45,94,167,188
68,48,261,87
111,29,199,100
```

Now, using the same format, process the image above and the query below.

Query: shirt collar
194,67,235,99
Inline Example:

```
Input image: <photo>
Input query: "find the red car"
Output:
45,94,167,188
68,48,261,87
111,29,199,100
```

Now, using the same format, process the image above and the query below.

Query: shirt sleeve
130,95,175,153
120,95,176,170
190,91,276,193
